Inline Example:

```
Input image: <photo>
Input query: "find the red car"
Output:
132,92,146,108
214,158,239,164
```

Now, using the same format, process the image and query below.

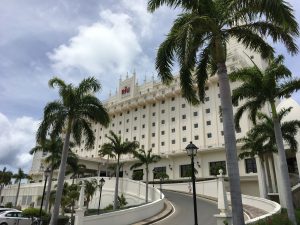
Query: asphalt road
154,190,218,225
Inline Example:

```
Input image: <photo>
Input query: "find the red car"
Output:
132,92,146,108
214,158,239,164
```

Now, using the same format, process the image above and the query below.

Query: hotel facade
26,39,300,201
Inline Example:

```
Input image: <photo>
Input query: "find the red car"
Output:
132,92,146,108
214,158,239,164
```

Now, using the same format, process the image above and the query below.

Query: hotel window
172,140,175,144
220,117,223,123
127,111,130,114
112,123,115,127
161,120,165,124
209,161,226,175
221,131,224,136
118,130,121,134
135,108,138,111
171,106,175,111
171,117,175,122
180,164,192,177
152,122,155,127
205,108,210,113
153,167,166,178
194,135,199,140
182,104,186,108
120,113,122,116
207,133,212,138
119,121,122,125
206,121,211,126
152,133,155,137
194,123,198,128
171,128,175,133
171,97,175,101
205,97,209,102
182,126,186,131
182,138,187,142
141,144,144,149
245,158,257,173
126,119,129,123
152,143,155,147
134,126,137,130
133,137,136,141
161,142,165,146
161,131,165,135
152,112,156,116
142,135,145,139
153,103,156,107
100,136,102,139
218,93,220,98
193,112,198,116
126,129,129,132
143,114,146,118
113,115,115,118
182,115,186,119
162,100,165,104
161,109,165,114
142,124,145,128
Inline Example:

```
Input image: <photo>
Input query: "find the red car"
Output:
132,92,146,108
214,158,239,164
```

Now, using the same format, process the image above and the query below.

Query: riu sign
121,86,130,95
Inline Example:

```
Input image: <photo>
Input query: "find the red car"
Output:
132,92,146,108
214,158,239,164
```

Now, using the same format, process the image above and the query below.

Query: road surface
154,190,218,225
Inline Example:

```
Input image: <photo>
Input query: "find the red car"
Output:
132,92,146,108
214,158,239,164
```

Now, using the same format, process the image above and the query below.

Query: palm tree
98,145,116,177
0,167,12,199
82,179,98,210
67,160,86,184
238,108,300,198
99,131,139,209
13,168,28,207
231,56,300,223
130,149,161,203
147,1,298,224
37,77,110,225
30,137,78,212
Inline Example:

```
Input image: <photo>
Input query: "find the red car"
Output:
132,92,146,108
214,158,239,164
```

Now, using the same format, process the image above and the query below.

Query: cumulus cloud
0,113,39,172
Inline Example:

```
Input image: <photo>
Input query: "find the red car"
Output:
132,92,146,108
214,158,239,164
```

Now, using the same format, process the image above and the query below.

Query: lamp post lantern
39,167,51,223
186,141,199,225
97,178,105,215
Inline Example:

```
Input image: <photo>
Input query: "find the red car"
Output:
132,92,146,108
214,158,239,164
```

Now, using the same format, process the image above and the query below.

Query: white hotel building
27,39,300,201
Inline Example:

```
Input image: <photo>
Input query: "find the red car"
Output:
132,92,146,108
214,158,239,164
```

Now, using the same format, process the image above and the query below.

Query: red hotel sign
121,86,130,95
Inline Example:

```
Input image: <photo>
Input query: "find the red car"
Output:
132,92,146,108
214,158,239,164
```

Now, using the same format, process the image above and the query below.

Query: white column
214,169,232,225
296,151,300,178
268,156,277,193
74,184,86,225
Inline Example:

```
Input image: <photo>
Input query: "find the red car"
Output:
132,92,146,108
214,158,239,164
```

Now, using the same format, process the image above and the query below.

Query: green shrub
4,202,13,208
57,215,69,225
104,204,113,211
22,208,47,217
253,212,292,225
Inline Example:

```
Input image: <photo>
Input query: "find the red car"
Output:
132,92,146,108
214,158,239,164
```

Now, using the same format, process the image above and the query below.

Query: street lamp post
186,142,199,225
97,178,105,215
39,167,50,223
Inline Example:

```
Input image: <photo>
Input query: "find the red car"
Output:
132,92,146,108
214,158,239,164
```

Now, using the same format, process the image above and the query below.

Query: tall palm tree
231,56,300,223
147,1,298,223
82,179,98,210
130,149,161,203
0,167,12,199
98,145,116,177
30,137,78,212
13,168,28,207
67,160,86,184
37,77,110,225
99,131,139,209
238,108,300,198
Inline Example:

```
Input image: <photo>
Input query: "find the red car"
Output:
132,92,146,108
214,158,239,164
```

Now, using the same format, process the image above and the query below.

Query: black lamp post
39,167,50,222
97,178,105,215
186,142,199,225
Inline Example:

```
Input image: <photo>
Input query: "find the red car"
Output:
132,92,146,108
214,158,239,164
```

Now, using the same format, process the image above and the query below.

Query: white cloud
0,113,39,172
49,9,149,77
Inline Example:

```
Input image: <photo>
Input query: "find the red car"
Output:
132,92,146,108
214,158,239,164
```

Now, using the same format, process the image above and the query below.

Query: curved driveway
154,190,218,225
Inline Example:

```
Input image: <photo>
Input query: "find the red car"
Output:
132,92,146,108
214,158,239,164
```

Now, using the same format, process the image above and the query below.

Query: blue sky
0,0,299,172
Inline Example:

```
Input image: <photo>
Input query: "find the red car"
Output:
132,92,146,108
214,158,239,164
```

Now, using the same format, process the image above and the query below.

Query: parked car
0,210,33,225
0,209,18,214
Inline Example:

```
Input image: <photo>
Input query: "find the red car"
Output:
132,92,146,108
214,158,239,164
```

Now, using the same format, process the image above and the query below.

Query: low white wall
162,180,281,223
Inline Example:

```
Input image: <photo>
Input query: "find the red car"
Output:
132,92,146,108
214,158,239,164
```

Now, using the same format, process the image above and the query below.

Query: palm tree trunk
44,169,53,212
113,155,120,210
259,156,268,199
217,62,245,225
145,166,149,203
270,101,296,224
14,181,21,207
49,119,72,225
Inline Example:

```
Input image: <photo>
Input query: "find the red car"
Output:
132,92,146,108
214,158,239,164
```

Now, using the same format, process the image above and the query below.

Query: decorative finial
219,169,223,176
